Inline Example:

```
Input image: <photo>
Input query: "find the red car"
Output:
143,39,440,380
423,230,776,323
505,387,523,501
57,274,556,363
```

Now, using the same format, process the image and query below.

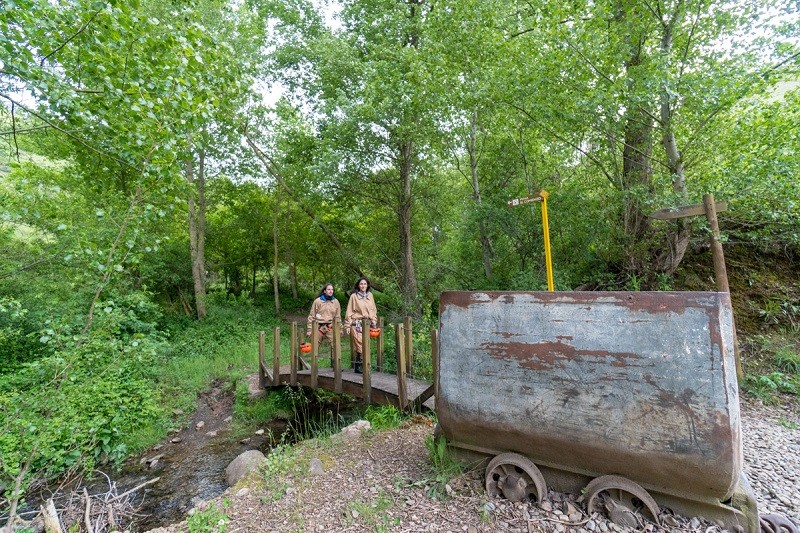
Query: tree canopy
1,0,798,520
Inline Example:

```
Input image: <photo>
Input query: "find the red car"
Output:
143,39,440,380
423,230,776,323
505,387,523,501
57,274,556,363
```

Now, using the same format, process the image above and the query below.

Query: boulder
225,450,266,487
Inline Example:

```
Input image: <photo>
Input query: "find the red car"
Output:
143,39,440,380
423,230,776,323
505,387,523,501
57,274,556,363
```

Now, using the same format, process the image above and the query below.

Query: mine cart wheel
485,452,547,504
584,475,661,528
760,513,800,533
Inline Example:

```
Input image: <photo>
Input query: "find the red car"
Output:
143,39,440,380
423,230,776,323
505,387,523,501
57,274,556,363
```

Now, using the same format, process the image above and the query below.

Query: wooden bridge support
258,331,266,389
362,319,371,404
396,323,408,409
333,318,342,393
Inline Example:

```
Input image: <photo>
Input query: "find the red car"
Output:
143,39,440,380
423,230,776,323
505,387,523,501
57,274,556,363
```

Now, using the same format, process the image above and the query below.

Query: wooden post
650,196,741,379
311,320,319,389
396,324,407,410
272,326,281,386
431,328,439,402
349,328,356,368
404,316,413,376
258,331,266,389
377,316,385,372
703,194,730,293
333,318,342,394
704,193,742,379
290,322,298,386
362,318,371,404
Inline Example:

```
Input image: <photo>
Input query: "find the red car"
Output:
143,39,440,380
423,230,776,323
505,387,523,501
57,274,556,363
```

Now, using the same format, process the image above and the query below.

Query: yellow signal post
506,190,555,291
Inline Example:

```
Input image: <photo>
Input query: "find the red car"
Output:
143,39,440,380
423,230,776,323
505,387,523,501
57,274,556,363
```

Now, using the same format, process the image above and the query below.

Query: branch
0,93,135,170
0,124,51,136
505,101,618,184
0,254,59,280
244,132,368,281
109,477,160,503
684,50,800,153
562,39,616,86
80,185,143,337
40,9,102,66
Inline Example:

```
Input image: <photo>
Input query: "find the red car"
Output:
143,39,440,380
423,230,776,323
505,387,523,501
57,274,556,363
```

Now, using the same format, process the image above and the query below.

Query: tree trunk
187,147,207,319
468,110,493,280
620,39,655,273
290,262,298,299
251,263,257,297
273,195,281,313
657,22,691,274
398,139,418,317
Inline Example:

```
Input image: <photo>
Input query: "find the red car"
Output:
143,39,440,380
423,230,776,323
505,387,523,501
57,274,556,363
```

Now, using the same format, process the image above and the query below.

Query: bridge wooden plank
265,365,434,410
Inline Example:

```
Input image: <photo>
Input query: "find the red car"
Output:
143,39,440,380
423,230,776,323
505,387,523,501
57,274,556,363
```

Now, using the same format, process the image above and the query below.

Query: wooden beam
258,331,266,389
272,327,281,386
290,322,298,386
649,200,727,220
333,318,342,394
404,316,413,376
311,320,318,389
396,324,408,410
362,319,372,404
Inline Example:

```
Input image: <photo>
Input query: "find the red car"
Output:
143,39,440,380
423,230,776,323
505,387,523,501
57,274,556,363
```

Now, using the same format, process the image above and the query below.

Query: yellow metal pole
539,190,554,291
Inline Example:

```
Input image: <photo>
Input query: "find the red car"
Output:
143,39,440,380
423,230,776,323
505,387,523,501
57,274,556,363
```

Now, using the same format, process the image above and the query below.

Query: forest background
1,0,799,528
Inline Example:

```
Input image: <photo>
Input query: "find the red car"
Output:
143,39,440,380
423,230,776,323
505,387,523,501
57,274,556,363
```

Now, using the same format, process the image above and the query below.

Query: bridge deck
264,365,435,410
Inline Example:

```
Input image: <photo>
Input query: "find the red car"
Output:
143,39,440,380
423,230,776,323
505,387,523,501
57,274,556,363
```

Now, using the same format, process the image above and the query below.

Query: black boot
354,352,362,374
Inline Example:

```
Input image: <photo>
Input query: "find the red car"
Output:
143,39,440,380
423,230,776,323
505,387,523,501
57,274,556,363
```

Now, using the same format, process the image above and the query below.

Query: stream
6,385,361,532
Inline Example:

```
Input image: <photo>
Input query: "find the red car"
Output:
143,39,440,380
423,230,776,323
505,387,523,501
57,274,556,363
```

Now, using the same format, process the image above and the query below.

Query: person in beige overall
344,277,378,374
306,283,342,365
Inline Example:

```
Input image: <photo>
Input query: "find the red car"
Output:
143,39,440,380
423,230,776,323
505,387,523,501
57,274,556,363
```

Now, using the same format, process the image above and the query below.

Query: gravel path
147,398,799,533
741,401,800,525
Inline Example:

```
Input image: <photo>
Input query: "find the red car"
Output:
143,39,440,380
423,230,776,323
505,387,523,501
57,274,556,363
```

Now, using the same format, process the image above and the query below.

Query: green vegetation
363,405,408,430
186,502,230,533
258,444,300,503
740,327,800,404
345,489,396,531
1,0,798,526
424,434,466,500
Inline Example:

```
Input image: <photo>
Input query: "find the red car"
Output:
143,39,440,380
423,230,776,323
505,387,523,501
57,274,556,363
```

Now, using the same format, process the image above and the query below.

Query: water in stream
3,387,362,532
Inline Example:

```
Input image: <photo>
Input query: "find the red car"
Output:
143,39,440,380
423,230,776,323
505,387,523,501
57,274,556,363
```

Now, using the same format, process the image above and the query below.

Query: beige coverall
344,292,378,354
306,296,341,345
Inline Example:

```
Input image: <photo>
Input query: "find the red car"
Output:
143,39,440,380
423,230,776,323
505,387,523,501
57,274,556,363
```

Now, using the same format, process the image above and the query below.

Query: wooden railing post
396,323,407,409
377,317,385,372
311,320,319,389
272,326,281,386
258,331,266,389
333,318,342,394
362,318,371,404
404,316,413,377
349,329,356,368
290,321,298,386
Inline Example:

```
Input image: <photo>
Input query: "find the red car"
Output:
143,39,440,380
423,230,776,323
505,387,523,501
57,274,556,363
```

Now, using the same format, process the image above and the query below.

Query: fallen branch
109,477,160,503
42,498,63,533
83,488,92,533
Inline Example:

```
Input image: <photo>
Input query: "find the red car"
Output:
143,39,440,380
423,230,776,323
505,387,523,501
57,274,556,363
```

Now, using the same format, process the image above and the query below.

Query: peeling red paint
480,340,642,371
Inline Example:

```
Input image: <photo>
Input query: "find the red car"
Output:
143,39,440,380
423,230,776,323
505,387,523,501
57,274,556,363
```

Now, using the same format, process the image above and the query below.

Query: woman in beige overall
344,277,378,374
306,283,342,364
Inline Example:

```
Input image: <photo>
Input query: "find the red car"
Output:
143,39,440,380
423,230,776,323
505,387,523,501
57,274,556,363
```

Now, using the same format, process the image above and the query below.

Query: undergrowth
424,434,464,500
741,329,800,405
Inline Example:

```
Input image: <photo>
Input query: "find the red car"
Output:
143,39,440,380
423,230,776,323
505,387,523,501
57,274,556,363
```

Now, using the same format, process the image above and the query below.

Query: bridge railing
258,317,438,410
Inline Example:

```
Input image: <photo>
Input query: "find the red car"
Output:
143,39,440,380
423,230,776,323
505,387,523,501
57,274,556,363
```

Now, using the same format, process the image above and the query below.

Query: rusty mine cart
435,291,795,533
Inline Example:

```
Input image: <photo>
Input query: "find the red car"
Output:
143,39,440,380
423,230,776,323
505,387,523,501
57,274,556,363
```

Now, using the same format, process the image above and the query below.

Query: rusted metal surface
437,291,742,503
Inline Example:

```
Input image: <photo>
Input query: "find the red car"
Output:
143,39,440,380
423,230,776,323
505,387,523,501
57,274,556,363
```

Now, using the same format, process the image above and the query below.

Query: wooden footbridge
258,318,437,410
